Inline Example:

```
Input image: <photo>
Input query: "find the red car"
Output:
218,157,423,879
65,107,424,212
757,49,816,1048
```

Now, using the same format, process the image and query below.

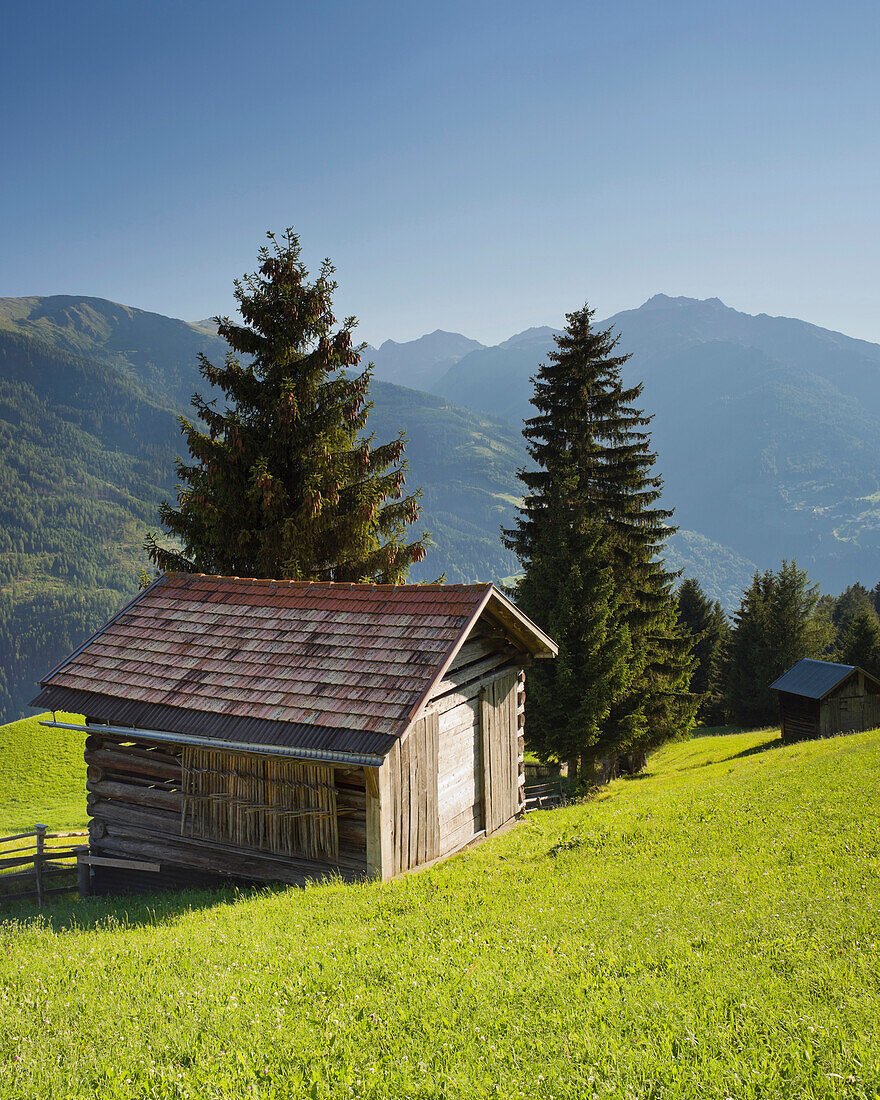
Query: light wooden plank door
480,673,519,835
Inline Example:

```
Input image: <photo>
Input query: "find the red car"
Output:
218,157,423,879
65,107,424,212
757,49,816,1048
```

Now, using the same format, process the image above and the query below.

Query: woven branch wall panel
181,747,340,862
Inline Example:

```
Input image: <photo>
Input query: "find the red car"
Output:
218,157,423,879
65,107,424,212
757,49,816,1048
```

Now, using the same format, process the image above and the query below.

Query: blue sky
1,0,878,346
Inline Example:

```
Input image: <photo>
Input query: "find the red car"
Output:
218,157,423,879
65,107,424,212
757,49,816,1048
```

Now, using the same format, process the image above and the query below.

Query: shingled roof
33,573,555,759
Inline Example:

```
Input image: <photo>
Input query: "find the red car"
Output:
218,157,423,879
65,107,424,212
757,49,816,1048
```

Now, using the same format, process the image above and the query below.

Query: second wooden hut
770,657,880,743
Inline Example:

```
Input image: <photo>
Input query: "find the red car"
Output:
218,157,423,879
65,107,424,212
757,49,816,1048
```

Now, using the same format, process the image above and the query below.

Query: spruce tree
832,583,877,629
146,229,429,582
676,578,729,724
513,509,627,770
504,304,696,779
837,609,880,679
726,561,829,726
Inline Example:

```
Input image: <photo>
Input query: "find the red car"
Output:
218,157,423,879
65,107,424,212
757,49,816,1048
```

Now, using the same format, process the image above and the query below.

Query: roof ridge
161,572,490,591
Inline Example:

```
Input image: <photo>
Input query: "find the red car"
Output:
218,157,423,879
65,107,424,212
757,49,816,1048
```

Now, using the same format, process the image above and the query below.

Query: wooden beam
79,854,161,873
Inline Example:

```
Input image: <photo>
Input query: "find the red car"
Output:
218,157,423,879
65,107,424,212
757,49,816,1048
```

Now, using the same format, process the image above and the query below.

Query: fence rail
0,826,88,907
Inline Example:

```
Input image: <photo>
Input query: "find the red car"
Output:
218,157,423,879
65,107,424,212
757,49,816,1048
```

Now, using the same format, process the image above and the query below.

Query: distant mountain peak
638,293,730,311
369,329,485,390
499,325,562,349
377,329,484,353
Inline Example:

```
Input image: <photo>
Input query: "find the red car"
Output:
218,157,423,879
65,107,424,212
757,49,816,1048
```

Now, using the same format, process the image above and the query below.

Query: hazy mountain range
0,289,876,719
370,294,880,598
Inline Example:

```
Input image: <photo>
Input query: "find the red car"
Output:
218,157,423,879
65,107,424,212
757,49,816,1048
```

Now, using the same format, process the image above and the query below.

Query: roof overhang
484,586,558,659
31,684,397,759
40,719,387,769
397,583,557,738
770,658,880,700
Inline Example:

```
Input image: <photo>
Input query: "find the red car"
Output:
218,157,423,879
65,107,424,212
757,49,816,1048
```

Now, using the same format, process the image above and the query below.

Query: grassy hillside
1,727,878,1098
0,712,86,834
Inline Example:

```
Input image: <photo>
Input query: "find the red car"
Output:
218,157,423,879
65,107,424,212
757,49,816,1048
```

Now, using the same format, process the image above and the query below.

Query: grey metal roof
769,658,862,699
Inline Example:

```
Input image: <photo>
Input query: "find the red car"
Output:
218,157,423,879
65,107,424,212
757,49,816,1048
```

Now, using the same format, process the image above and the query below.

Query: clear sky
1,0,878,347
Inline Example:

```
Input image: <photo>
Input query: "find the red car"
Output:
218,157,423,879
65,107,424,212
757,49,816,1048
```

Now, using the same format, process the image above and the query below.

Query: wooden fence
0,826,88,907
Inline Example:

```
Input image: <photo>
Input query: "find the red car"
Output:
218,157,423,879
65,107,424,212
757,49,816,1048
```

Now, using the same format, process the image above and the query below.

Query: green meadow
0,713,86,835
0,725,878,1099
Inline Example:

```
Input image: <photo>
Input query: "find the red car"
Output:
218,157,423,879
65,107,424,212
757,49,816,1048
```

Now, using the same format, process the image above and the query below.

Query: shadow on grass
668,732,784,773
1,880,290,933
728,736,784,761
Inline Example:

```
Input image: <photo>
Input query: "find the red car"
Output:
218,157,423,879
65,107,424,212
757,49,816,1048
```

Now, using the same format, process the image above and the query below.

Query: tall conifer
837,609,880,679
504,305,696,778
726,561,829,726
676,578,729,724
147,230,429,581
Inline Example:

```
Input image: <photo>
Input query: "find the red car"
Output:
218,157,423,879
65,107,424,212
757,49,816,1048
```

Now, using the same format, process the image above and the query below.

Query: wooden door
479,673,519,834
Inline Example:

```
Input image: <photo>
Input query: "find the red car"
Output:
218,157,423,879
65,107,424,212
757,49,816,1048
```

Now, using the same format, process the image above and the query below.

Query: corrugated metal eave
31,685,397,758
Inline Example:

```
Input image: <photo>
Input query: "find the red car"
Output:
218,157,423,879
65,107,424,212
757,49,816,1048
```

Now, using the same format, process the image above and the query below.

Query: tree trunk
583,754,618,787
617,750,648,775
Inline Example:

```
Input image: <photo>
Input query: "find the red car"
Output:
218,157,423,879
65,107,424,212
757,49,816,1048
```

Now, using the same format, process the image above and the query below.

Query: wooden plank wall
480,673,519,833
820,674,880,738
428,630,526,859
385,712,439,876
84,732,368,893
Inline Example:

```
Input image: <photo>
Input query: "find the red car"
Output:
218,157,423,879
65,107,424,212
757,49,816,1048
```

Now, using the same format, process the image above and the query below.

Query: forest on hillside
0,322,524,720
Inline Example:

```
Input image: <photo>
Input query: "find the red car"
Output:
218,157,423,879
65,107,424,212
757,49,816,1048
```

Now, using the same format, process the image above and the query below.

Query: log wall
779,692,820,743
83,730,367,894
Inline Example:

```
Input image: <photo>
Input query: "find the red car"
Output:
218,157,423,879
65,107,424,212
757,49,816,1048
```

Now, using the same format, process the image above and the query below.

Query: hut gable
32,574,556,894
771,657,880,743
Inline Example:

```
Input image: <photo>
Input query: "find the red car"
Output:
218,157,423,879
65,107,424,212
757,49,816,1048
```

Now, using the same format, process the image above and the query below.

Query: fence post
34,824,47,908
76,847,91,899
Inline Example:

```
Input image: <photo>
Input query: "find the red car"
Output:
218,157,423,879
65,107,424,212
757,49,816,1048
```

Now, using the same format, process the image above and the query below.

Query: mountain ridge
413,295,880,594
1,288,873,718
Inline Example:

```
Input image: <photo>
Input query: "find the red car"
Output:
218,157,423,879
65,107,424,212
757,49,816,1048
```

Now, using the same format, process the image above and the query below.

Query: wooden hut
770,658,880,743
32,574,556,894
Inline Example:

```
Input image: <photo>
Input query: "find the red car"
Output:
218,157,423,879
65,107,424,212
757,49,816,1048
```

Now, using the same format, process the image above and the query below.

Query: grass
0,726,879,1098
0,712,86,835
